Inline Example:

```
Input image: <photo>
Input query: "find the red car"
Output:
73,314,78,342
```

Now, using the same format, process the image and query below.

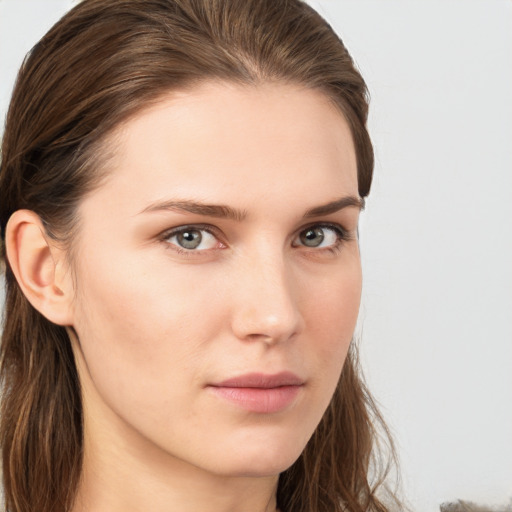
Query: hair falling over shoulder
0,1,402,510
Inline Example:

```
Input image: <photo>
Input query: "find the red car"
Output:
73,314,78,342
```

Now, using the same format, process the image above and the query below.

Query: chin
205,432,308,478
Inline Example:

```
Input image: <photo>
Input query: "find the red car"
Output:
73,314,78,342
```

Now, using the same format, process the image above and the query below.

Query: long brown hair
0,1,399,511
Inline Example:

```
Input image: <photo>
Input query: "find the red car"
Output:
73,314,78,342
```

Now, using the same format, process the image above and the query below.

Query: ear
5,210,74,326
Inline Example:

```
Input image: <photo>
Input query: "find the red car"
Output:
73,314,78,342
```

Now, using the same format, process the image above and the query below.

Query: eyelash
159,222,350,257
293,222,350,255
160,223,224,257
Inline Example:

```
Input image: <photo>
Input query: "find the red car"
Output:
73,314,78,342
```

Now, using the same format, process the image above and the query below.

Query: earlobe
5,210,74,326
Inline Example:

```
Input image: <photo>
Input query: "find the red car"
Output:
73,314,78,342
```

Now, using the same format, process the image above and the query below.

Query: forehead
83,82,358,218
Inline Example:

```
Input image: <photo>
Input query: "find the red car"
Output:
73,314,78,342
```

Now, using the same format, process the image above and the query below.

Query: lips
208,372,304,414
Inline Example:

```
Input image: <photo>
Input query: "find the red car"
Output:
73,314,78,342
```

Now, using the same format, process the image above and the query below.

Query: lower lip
208,385,302,413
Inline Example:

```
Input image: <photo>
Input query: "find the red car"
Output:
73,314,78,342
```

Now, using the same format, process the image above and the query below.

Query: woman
0,1,400,511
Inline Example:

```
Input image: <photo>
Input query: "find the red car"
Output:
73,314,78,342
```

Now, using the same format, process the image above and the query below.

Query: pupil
178,230,202,249
301,227,324,247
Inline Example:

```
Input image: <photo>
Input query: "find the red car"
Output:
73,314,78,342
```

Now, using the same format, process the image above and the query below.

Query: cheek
303,259,361,415
74,245,216,334
70,251,227,402
305,258,362,359
286,258,361,449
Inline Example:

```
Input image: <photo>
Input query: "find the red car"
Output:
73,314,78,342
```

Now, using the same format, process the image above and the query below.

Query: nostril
244,332,279,345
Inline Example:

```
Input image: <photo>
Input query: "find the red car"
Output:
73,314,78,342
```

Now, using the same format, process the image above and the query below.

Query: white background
1,1,511,511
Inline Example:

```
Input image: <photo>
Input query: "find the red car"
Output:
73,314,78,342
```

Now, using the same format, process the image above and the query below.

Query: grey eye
294,225,342,249
299,227,325,247
166,227,219,251
176,229,202,249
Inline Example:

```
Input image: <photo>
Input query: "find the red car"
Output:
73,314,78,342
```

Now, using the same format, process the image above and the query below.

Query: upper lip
210,371,304,389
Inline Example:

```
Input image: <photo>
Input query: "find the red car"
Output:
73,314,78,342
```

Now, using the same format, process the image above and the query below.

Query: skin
7,81,362,512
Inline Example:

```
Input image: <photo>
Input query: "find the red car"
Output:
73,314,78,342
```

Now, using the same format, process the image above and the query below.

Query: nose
229,249,303,345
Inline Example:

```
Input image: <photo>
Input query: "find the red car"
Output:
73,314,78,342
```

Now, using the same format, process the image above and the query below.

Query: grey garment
440,499,512,512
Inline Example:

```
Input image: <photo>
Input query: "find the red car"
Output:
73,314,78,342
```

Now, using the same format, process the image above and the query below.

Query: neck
73,458,279,512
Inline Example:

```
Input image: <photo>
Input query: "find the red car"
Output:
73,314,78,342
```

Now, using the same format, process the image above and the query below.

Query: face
68,82,362,478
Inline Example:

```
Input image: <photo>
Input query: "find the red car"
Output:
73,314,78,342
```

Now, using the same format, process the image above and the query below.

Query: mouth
207,372,304,414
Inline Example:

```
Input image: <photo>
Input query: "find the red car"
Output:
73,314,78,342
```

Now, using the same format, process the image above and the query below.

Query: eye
164,226,221,251
293,224,345,249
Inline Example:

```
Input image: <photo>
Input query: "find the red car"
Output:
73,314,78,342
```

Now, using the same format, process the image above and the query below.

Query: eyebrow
139,200,247,221
303,195,365,218
139,195,364,221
